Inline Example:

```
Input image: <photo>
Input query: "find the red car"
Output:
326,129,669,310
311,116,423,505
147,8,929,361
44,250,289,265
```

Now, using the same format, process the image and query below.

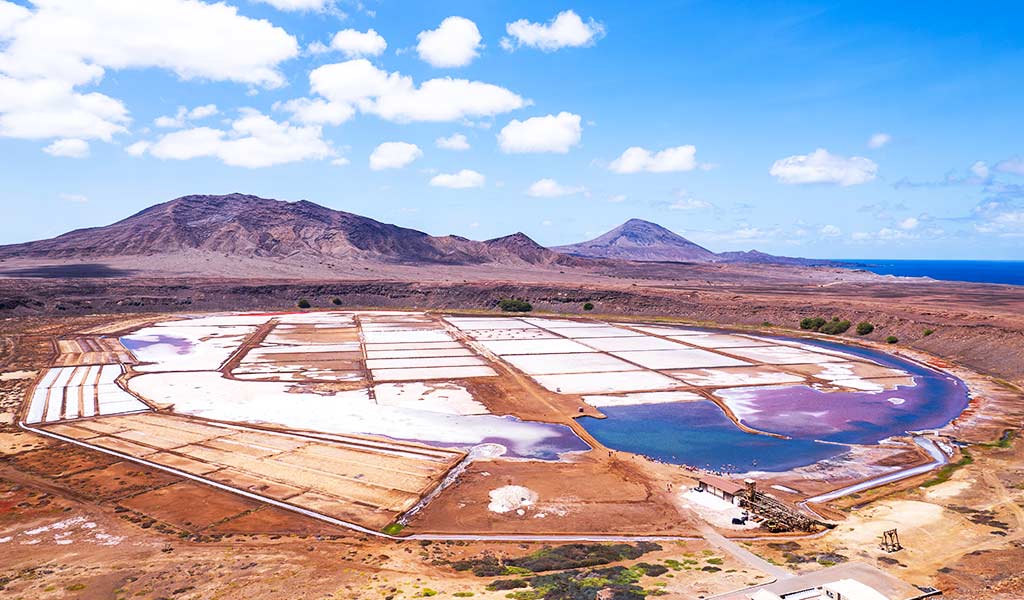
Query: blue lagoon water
838,259,1024,286
577,334,970,473
580,401,848,473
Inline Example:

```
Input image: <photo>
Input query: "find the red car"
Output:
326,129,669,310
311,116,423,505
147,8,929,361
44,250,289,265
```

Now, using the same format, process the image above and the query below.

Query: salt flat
612,348,752,370
477,338,596,355
502,352,643,375
532,370,685,394
578,335,685,352
724,345,849,365
546,326,642,339
583,391,705,407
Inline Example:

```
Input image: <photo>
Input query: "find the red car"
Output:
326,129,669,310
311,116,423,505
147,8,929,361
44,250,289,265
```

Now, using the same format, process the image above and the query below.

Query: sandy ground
1,310,1021,599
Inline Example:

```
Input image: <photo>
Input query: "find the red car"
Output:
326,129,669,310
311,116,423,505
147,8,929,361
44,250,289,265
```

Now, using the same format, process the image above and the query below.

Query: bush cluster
819,318,851,335
801,316,850,335
452,543,661,578
296,298,311,309
583,302,594,311
856,322,874,335
886,335,899,344
498,298,533,312
488,564,653,600
799,317,827,331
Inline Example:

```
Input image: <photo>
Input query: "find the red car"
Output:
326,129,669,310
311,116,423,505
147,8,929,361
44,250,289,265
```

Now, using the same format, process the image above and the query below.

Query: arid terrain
1,195,1022,599
1,298,1021,599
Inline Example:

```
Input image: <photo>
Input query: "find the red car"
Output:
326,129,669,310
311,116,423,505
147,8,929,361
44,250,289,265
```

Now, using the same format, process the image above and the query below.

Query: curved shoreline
575,322,970,475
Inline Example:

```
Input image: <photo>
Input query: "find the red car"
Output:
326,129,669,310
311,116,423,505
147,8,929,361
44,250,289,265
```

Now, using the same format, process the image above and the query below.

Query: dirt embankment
1,276,1023,384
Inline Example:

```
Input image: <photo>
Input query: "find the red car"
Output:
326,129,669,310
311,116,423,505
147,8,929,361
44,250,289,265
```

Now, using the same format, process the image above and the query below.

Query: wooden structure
880,528,902,553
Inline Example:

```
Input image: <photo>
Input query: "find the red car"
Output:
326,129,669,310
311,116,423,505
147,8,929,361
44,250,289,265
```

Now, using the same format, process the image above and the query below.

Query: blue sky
2,0,1023,259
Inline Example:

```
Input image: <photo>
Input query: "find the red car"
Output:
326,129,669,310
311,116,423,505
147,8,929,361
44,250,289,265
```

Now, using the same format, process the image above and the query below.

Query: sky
1,0,1023,260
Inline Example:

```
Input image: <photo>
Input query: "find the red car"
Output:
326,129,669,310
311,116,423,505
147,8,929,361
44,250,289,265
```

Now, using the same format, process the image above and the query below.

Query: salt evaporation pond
121,334,195,356
580,335,969,473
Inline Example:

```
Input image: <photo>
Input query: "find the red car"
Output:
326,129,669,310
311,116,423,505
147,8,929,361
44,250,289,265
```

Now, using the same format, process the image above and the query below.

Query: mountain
0,193,571,267
551,219,718,262
551,219,837,267
715,250,837,267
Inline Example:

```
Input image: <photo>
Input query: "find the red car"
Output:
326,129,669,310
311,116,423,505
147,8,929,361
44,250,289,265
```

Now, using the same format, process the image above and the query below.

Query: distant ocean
837,259,1024,286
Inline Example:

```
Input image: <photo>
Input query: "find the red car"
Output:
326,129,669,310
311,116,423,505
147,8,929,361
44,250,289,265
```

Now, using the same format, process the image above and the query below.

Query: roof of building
824,578,891,600
714,562,936,600
699,474,747,496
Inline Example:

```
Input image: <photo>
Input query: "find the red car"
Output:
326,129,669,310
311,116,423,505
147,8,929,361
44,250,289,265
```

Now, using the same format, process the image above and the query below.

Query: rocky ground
1,273,1022,599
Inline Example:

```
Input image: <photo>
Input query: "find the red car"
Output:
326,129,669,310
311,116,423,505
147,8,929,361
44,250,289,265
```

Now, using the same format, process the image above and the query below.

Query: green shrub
583,302,594,311
453,593,474,598
819,318,851,335
485,579,528,591
498,298,533,312
634,562,669,576
856,322,874,335
420,589,438,597
761,321,773,327
800,317,826,331
922,449,973,487
296,298,311,309
381,523,405,535
923,328,934,336
331,297,342,306
885,335,899,344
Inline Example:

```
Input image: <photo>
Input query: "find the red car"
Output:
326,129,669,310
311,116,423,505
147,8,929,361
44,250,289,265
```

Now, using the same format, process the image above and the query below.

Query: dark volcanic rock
0,193,571,267
552,218,717,262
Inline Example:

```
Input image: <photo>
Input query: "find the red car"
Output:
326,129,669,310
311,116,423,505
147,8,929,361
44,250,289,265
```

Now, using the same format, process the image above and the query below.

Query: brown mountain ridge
0,193,829,274
0,193,579,267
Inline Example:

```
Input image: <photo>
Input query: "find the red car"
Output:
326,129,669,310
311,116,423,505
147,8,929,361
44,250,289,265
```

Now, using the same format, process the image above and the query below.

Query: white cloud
309,59,527,123
416,16,482,68
306,41,330,55
996,157,1024,176
497,112,582,154
369,141,422,170
0,76,129,141
899,217,919,230
154,115,181,128
276,97,354,125
820,224,841,237
125,140,150,156
0,0,297,148
971,160,990,179
43,137,89,158
330,157,350,166
188,104,218,120
769,148,878,186
526,178,586,198
430,169,485,189
0,0,298,88
252,0,332,12
669,193,711,210
502,10,605,52
436,133,470,150
867,132,891,149
59,192,88,203
0,2,31,38
609,145,698,173
155,104,219,128
145,109,333,168
877,227,917,241
608,194,627,203
331,28,386,58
